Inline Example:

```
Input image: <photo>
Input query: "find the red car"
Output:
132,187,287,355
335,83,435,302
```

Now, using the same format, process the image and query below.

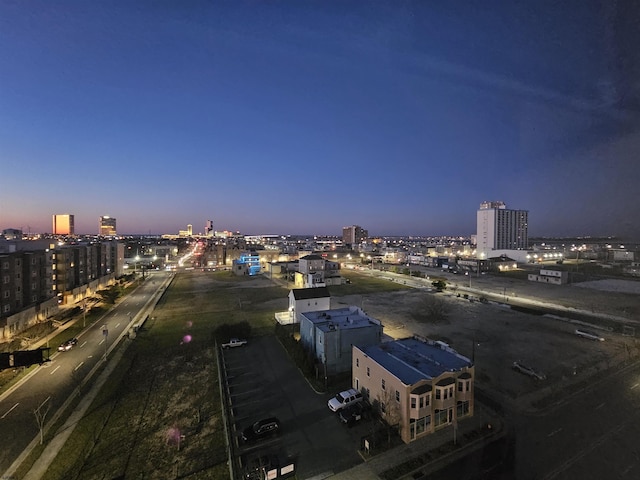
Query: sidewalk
327,406,502,480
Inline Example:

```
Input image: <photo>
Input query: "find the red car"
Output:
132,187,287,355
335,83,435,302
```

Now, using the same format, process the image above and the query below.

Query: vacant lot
40,268,639,478
340,269,640,410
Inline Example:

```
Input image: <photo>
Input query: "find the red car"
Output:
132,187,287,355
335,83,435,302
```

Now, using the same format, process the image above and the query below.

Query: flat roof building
354,336,474,443
301,306,382,375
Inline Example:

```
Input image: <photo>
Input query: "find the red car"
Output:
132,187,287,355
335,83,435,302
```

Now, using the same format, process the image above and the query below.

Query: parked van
328,388,363,412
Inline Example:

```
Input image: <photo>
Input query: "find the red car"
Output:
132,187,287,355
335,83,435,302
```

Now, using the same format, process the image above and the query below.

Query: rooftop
302,306,382,333
291,286,330,300
359,337,472,384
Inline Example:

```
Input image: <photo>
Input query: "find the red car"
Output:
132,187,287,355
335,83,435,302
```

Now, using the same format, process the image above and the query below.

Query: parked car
241,417,280,443
222,338,248,349
58,338,78,352
328,388,363,412
338,402,366,426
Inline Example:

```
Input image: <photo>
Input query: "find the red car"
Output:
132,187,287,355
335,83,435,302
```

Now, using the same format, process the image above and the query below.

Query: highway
0,272,172,475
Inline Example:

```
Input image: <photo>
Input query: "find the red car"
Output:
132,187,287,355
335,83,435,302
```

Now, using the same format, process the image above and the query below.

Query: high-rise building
342,225,368,247
52,214,74,235
205,220,214,237
99,216,117,236
476,201,528,257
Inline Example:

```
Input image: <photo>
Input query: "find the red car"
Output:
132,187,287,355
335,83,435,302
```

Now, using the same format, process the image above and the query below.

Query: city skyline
1,2,639,238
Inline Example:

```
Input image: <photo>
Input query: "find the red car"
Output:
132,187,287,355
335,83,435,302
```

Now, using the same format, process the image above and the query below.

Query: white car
328,388,363,412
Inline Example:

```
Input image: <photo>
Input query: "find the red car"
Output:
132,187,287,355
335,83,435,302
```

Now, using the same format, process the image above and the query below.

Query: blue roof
302,307,381,332
360,337,472,384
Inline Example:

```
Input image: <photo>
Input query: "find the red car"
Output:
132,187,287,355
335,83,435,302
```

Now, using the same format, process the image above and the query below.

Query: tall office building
52,214,74,235
99,216,117,236
476,201,528,256
205,220,214,237
342,225,368,246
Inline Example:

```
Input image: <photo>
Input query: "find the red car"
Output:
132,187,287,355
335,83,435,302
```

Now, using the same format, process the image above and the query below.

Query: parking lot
221,335,368,478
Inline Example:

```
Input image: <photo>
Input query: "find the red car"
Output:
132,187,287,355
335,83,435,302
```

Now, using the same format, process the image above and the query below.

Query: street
0,272,171,475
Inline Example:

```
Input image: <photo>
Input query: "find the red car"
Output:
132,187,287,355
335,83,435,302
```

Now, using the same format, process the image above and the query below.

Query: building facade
476,201,528,258
1,240,124,339
52,214,75,235
353,337,474,444
342,225,368,247
301,306,383,375
285,287,331,324
99,216,117,236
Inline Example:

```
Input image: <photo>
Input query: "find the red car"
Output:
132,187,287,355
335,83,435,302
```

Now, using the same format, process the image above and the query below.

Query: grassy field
36,272,282,480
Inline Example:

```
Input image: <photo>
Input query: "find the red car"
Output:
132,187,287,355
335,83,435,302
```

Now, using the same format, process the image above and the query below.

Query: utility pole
102,325,109,361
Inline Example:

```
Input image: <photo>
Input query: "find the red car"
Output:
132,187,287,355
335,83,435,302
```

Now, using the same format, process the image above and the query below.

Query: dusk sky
1,1,639,238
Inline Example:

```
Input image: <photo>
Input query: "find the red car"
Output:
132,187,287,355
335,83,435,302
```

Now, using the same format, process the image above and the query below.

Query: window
395,390,400,402
434,408,450,427
2,304,9,313
356,358,359,367
411,397,417,409
367,367,370,377
436,389,441,400
419,396,424,408
457,400,470,417
381,378,386,391
458,381,463,392
380,402,386,413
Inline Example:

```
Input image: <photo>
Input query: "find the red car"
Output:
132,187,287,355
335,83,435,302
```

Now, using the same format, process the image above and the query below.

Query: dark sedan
241,417,280,443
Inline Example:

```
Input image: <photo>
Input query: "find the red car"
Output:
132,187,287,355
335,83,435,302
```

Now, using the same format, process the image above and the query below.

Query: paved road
512,359,640,480
0,272,171,475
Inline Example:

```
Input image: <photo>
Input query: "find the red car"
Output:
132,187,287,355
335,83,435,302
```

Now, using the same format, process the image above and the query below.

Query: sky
1,0,639,238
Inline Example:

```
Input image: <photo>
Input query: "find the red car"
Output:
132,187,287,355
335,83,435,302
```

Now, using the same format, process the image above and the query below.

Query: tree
376,388,403,446
432,280,447,292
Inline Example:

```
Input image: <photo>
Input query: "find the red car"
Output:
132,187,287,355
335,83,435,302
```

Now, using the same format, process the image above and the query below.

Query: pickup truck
221,338,248,349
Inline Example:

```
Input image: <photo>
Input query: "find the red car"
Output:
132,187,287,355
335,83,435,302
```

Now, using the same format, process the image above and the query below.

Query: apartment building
476,201,528,258
301,306,383,375
342,225,368,247
1,240,124,339
353,337,474,444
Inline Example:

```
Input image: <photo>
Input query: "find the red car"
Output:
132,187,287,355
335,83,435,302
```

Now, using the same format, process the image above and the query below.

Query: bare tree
376,388,403,446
